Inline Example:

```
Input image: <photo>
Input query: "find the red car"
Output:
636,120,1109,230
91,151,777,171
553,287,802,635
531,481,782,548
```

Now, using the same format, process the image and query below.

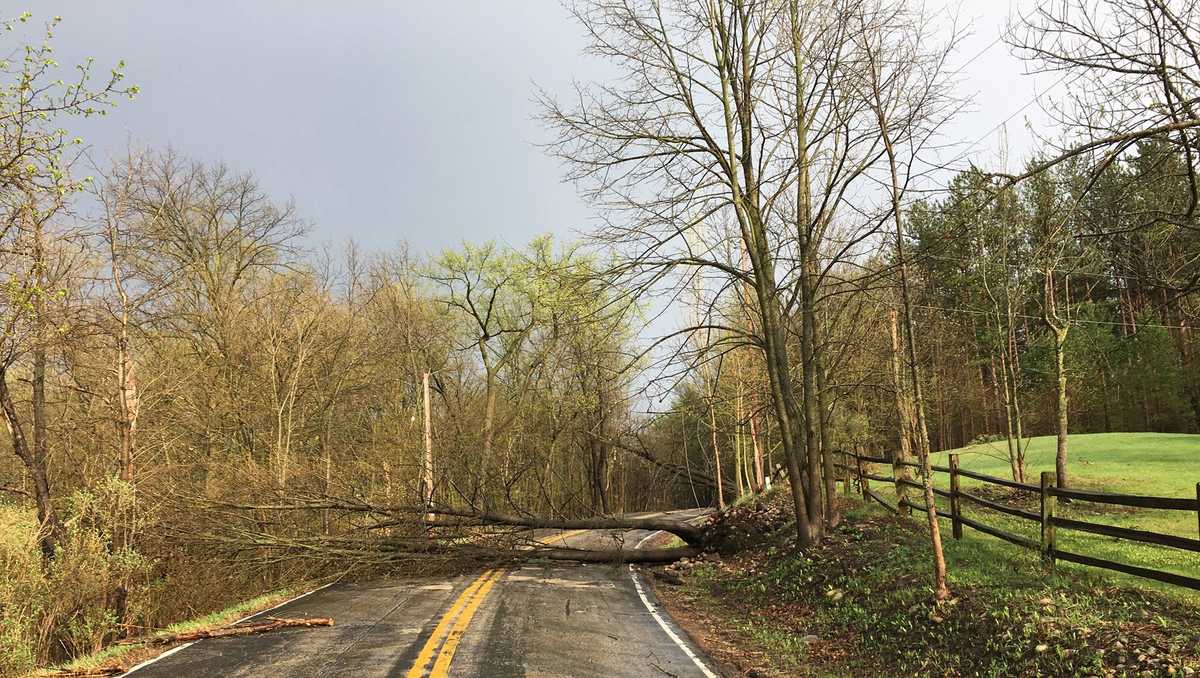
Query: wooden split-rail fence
838,451,1200,591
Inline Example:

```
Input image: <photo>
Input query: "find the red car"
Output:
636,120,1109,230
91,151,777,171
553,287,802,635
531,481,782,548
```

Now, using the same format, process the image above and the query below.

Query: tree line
3,0,1200,672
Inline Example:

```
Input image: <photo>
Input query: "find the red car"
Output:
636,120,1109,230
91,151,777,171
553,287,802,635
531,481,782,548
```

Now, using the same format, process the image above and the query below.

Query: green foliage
0,478,151,675
0,12,135,198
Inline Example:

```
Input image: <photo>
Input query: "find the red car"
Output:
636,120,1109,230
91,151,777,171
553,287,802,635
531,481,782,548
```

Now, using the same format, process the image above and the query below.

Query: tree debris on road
117,616,334,647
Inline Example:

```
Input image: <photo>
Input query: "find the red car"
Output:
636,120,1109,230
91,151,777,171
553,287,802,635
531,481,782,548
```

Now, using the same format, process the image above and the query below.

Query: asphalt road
123,510,719,678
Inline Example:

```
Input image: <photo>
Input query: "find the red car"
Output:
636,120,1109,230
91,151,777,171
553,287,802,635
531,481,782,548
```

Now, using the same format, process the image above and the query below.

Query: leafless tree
542,0,961,548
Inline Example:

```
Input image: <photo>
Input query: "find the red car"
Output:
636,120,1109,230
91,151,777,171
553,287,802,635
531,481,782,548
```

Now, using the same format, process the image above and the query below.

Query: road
123,510,718,678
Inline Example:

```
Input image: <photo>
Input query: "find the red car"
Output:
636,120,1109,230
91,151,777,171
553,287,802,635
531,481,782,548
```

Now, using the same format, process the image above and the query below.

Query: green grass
933,432,1200,499
43,586,306,675
915,432,1200,603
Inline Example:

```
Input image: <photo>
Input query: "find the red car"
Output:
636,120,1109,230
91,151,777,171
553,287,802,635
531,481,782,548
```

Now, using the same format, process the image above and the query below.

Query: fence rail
840,451,1200,592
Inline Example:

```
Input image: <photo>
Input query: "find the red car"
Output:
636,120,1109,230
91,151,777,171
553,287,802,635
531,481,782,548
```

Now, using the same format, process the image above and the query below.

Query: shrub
0,477,150,676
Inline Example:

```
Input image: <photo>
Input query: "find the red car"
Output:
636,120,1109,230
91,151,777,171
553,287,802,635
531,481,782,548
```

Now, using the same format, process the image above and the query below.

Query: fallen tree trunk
202,495,711,547
118,617,333,646
42,669,124,677
189,493,713,566
428,510,707,546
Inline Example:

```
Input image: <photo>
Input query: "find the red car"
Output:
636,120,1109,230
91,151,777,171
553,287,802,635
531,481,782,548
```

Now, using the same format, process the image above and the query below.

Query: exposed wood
118,617,334,646
958,490,1041,522
949,454,962,540
958,513,1040,551
1054,549,1200,591
523,546,698,564
864,487,900,515
429,510,707,546
954,467,1039,493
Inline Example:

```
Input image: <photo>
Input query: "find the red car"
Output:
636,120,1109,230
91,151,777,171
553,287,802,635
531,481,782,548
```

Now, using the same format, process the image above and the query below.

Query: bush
0,477,150,676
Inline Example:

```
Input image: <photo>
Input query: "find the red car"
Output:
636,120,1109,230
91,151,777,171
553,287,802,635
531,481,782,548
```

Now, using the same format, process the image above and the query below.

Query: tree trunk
479,363,497,508
708,400,726,510
813,307,839,528
1006,325,1028,484
888,311,914,515
1099,367,1113,433
1053,329,1069,487
997,348,1020,482
734,387,746,498
422,371,434,517
1,368,60,563
710,3,810,545
876,90,950,600
750,412,765,492
1041,269,1070,488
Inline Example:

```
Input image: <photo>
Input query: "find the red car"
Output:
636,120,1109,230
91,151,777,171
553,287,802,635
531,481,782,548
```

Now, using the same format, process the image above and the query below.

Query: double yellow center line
404,529,587,677
404,569,503,678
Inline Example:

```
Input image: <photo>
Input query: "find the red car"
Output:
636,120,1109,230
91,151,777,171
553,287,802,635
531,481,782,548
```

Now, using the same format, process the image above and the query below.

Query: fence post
893,455,911,517
1040,471,1057,568
1195,482,1199,540
856,453,869,501
949,453,963,540
842,450,851,496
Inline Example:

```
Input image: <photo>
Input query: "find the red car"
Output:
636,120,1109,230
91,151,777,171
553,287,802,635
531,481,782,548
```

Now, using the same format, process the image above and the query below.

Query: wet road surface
123,511,718,678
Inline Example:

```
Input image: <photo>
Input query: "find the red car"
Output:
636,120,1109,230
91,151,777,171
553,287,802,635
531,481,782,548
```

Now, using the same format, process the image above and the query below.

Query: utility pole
422,372,434,520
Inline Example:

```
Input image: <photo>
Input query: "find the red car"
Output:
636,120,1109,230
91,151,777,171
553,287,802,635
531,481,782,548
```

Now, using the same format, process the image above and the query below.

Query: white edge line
120,581,338,676
630,530,720,678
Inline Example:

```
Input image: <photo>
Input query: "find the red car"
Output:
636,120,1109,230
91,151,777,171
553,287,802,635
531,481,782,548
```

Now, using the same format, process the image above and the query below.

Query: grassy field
932,432,1200,500
915,432,1200,602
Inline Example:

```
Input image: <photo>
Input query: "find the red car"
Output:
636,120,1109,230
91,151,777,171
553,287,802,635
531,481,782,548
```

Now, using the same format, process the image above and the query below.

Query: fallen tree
178,491,714,567
199,493,709,544
117,617,334,646
424,508,707,546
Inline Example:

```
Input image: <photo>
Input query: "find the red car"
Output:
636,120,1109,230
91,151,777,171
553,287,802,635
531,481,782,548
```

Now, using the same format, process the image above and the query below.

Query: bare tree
855,0,961,599
542,0,955,546
1008,0,1200,208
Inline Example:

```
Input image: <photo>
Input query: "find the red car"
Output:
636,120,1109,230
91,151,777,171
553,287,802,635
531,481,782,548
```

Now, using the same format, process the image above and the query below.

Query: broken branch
117,617,333,646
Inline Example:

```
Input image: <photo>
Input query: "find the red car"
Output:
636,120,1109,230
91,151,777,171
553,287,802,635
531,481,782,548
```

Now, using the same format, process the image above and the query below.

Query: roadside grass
39,586,311,676
657,498,1200,676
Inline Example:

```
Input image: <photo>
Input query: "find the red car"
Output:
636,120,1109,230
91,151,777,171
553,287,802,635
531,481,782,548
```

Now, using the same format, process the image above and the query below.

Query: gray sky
34,1,1053,256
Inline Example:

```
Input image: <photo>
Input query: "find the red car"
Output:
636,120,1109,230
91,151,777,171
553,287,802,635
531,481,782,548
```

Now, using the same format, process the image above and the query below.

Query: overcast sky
32,1,1054,256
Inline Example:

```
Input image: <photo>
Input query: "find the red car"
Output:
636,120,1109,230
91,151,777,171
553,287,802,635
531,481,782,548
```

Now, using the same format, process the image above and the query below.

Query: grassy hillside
921,432,1200,598
932,432,1200,499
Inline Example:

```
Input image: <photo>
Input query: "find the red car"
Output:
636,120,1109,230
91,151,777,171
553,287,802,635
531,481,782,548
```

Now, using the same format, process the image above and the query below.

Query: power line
918,252,1197,288
915,303,1184,331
